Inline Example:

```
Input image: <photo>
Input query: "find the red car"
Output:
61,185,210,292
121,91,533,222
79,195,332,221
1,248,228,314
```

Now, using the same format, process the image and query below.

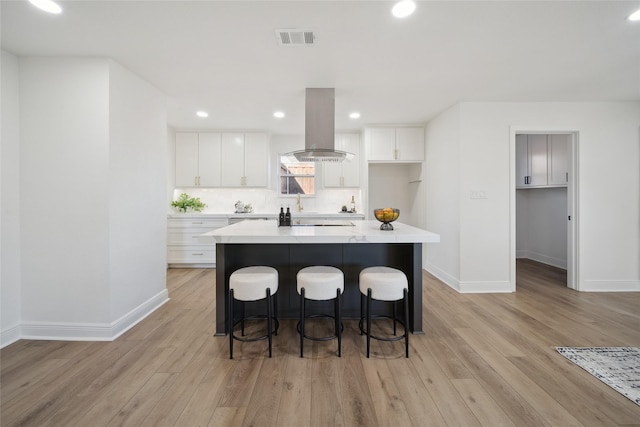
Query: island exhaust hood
287,88,354,162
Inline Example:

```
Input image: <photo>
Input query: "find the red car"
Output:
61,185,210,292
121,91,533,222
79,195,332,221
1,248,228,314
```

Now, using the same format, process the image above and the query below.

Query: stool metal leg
404,288,409,358
267,288,273,358
366,288,372,358
229,289,234,360
274,292,278,336
360,293,365,336
300,287,305,358
336,288,342,357
393,301,397,336
241,301,245,336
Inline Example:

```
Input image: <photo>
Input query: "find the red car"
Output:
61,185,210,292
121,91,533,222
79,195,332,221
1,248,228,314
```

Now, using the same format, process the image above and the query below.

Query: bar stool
296,266,344,357
359,266,409,358
228,266,279,359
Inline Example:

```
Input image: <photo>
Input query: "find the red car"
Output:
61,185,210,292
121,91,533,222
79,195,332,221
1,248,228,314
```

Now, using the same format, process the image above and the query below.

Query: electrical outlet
470,190,488,199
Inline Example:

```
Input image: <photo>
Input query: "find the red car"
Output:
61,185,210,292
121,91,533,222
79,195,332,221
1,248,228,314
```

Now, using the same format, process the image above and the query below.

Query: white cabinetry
323,133,360,187
366,127,424,162
220,132,269,187
516,134,569,189
167,216,228,266
175,132,221,187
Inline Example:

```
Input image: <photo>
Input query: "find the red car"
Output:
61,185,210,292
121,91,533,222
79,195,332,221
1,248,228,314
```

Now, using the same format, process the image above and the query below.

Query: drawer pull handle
192,253,204,256
191,221,203,224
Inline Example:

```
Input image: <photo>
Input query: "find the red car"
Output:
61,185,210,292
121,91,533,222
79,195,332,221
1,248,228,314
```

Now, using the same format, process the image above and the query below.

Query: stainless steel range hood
288,88,353,162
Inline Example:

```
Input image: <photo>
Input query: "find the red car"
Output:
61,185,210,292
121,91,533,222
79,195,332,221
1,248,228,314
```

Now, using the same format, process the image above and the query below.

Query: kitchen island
203,220,440,336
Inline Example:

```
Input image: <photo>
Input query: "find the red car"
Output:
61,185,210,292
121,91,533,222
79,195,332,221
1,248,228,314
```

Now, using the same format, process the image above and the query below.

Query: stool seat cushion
359,266,408,301
230,266,278,301
297,266,344,301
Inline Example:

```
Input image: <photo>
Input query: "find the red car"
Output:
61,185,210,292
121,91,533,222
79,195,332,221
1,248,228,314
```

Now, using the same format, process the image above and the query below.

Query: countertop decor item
171,193,207,213
373,208,400,230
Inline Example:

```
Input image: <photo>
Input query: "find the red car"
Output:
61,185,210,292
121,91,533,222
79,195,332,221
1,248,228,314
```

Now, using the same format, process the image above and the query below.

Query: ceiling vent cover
275,29,315,46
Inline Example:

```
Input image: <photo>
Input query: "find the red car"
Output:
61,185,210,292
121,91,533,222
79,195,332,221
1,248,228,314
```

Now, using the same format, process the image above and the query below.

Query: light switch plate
470,190,488,199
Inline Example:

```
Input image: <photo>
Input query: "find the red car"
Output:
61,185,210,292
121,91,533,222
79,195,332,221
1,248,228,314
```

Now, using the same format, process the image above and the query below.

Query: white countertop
201,220,440,244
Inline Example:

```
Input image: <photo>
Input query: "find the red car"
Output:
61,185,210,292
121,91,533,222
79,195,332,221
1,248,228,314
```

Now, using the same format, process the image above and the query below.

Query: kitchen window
280,156,315,195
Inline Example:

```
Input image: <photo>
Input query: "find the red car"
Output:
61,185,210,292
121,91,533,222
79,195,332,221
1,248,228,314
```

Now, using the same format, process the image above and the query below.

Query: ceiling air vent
275,29,315,46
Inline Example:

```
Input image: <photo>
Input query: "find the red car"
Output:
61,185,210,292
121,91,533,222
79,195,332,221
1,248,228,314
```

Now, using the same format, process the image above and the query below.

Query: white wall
368,163,422,227
516,188,568,269
20,58,112,327
1,50,22,346
424,104,461,288
426,101,640,292
1,57,169,345
108,60,168,327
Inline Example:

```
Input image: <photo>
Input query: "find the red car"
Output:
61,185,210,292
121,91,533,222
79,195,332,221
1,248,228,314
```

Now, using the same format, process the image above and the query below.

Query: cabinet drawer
168,230,215,245
167,246,216,263
168,218,228,228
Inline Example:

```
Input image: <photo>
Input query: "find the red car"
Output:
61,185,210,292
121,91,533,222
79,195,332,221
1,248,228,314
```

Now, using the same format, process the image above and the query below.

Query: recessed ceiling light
28,0,62,14
349,112,361,119
196,111,208,118
629,9,640,21
392,0,416,18
273,111,285,119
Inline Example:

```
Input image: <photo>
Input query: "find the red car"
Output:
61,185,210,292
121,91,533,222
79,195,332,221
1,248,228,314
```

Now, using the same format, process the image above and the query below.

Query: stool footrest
358,315,406,342
297,314,344,342
231,316,279,343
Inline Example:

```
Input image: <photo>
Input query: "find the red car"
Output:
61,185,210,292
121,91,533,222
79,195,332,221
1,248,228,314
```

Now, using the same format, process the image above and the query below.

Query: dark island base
215,243,423,336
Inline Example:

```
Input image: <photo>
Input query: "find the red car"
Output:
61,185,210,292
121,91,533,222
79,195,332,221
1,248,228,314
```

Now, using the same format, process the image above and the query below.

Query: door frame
509,127,579,291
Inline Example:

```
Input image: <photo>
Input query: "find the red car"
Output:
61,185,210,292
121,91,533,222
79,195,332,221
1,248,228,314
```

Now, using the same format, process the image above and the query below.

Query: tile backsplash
171,187,362,215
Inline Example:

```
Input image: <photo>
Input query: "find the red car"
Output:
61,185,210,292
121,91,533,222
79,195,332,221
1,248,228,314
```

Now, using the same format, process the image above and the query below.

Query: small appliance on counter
234,200,253,213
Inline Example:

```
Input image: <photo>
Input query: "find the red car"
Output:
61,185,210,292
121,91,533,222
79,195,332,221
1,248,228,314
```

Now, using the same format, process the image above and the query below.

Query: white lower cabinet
167,216,228,266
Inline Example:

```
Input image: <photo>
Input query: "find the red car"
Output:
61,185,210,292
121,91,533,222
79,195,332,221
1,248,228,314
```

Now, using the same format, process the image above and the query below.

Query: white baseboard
517,250,567,270
425,263,460,292
0,324,22,348
580,280,640,292
9,289,169,345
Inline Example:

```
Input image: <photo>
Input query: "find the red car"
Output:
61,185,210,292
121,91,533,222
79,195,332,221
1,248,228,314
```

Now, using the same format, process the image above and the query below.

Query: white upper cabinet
220,132,269,187
365,127,424,162
548,134,569,186
324,133,360,187
516,134,569,189
175,132,221,187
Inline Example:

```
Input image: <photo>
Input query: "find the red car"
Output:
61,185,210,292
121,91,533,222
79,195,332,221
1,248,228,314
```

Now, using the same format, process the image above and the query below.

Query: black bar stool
296,266,344,357
228,266,279,359
359,266,409,358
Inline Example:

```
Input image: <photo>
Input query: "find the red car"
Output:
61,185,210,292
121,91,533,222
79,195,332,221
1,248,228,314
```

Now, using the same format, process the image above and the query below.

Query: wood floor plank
2,260,639,427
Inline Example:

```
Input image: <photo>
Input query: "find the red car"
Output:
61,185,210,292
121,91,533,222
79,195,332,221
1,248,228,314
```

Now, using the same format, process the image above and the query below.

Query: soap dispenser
279,206,285,227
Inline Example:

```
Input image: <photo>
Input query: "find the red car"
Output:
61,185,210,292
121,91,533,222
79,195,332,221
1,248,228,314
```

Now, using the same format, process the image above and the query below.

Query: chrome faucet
296,194,304,212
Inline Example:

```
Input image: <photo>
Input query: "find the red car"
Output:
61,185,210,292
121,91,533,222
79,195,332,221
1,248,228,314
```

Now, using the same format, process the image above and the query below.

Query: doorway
510,129,578,291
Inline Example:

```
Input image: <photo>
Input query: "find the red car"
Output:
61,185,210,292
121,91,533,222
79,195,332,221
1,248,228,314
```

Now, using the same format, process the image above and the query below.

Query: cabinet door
548,134,569,186
324,133,360,187
244,133,269,187
339,133,360,186
515,134,529,188
197,132,221,187
396,127,424,161
528,134,548,186
220,133,245,187
367,128,396,161
175,132,199,187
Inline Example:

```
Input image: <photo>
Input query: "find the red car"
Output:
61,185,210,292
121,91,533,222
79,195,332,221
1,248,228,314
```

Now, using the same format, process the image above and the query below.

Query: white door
244,133,269,187
220,133,245,187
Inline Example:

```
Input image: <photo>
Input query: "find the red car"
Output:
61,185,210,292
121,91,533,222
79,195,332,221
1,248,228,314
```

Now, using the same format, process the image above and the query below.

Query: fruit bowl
373,208,400,230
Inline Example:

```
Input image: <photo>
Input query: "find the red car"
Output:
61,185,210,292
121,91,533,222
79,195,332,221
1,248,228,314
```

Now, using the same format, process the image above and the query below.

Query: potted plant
171,193,207,213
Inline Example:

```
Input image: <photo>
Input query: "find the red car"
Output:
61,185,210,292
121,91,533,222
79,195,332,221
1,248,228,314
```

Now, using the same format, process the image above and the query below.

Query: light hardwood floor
2,259,639,426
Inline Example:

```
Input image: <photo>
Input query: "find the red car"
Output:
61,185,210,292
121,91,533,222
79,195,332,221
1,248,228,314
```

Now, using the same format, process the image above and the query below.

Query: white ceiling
2,0,639,135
